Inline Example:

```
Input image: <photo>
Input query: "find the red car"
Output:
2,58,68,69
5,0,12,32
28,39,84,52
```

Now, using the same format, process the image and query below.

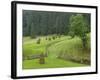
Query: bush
48,37,51,41
45,37,48,40
39,53,45,64
57,50,90,65
37,38,41,44
30,34,36,39
52,36,56,40
58,35,61,38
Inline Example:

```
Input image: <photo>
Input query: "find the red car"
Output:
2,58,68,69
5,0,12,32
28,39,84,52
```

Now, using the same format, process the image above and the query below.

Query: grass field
22,34,90,69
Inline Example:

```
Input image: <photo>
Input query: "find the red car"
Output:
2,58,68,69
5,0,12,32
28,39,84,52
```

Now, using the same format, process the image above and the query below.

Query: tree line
23,10,90,39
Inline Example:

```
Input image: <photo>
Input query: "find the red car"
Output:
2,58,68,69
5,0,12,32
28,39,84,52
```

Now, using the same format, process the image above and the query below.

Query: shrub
45,37,48,40
39,53,45,64
58,35,61,38
30,35,36,39
37,38,41,44
52,36,56,40
48,37,51,41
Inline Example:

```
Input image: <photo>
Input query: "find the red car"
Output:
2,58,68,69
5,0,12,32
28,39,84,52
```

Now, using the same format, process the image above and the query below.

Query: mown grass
23,56,86,69
23,36,69,57
23,34,90,69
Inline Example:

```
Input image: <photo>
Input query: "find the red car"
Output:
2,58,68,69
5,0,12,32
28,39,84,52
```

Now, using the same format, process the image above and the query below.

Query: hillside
23,34,90,69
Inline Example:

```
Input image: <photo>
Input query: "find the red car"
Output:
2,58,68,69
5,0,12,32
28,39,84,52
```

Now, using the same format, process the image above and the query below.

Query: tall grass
48,34,90,64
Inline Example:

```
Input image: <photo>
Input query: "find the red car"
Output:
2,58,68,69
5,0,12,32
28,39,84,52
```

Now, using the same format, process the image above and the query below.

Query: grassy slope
48,36,90,60
23,58,85,69
23,35,90,69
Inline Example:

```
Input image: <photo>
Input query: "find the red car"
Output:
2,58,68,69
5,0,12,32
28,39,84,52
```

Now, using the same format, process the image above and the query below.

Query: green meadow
23,34,90,69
